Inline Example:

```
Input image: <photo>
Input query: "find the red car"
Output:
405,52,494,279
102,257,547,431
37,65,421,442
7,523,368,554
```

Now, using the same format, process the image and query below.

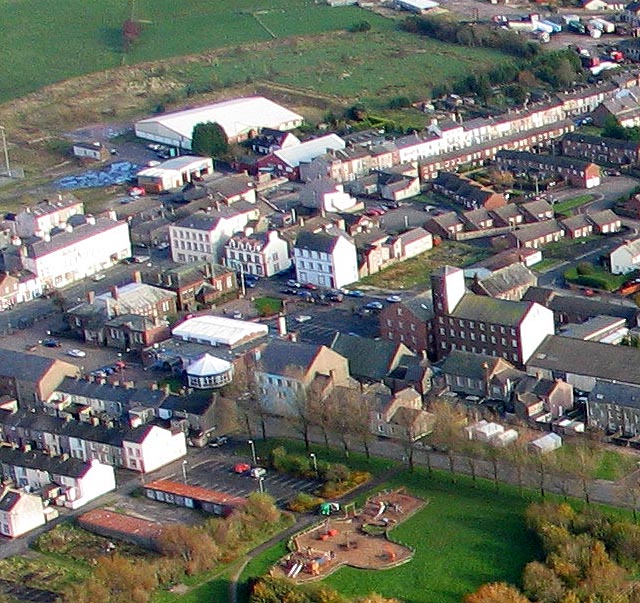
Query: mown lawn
553,194,594,216
237,469,541,603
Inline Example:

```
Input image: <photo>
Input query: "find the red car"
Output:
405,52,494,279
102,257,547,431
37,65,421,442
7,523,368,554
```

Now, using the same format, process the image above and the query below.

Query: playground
272,489,424,583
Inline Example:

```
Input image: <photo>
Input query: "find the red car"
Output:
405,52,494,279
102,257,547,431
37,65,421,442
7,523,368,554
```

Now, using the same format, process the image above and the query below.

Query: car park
67,349,87,358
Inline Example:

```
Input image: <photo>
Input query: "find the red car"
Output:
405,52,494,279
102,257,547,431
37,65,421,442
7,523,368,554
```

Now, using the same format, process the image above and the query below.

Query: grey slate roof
440,350,511,380
588,381,640,410
54,377,137,406
527,335,640,385
295,229,351,254
450,293,532,327
0,409,156,447
0,491,22,512
331,334,408,381
257,340,322,376
563,131,640,153
0,350,58,382
474,263,537,299
0,447,91,479
522,287,640,326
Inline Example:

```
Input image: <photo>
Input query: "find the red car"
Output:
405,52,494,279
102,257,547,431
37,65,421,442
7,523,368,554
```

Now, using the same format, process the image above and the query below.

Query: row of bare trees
222,361,622,507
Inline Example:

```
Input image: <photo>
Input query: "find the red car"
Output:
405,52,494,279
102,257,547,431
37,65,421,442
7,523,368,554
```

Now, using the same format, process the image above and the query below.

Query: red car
233,463,251,474
302,283,318,291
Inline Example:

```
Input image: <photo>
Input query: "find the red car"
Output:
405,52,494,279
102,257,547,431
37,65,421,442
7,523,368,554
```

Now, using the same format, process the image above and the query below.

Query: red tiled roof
78,509,164,539
144,479,247,508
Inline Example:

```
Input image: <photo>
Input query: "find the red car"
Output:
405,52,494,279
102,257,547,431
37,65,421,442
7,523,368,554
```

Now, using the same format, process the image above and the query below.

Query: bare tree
327,385,362,459
227,356,270,441
429,398,467,480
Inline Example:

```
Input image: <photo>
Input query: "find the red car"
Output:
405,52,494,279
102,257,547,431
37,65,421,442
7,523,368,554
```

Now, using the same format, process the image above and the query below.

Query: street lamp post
248,439,257,465
310,452,318,477
181,460,188,483
258,476,265,494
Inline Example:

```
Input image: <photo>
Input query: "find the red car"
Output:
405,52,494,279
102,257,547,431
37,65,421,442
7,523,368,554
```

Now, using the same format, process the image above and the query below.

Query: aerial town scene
11,0,640,602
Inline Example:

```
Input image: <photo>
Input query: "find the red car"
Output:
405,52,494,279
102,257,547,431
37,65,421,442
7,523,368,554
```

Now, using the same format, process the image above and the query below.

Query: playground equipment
319,502,340,516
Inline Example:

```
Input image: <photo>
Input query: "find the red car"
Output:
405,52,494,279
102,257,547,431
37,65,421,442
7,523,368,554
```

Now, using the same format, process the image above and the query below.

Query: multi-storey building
169,203,259,264
224,230,290,277
12,194,84,238
293,228,358,288
3,214,131,292
431,266,554,366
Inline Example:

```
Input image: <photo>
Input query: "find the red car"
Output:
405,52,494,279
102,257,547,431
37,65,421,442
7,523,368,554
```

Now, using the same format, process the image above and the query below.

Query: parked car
386,295,402,303
233,463,251,474
42,338,61,348
92,273,106,282
287,279,301,288
302,283,318,290
128,186,145,197
250,467,267,479
295,315,312,323
342,289,364,298
67,349,87,358
364,301,383,310
209,435,228,448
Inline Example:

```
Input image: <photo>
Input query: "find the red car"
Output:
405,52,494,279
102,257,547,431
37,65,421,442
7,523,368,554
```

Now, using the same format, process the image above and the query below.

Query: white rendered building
224,230,291,277
169,204,259,264
293,228,358,289
4,214,131,291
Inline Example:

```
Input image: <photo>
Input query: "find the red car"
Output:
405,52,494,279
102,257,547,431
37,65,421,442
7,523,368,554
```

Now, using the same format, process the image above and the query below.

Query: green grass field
0,0,387,103
238,469,541,603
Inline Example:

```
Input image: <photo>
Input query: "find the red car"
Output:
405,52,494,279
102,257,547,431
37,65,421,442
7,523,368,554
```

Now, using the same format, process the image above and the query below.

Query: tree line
401,15,583,101
466,501,640,603
63,493,286,603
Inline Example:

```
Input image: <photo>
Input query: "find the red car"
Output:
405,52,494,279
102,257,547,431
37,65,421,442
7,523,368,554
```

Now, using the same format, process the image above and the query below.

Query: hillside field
1,0,389,102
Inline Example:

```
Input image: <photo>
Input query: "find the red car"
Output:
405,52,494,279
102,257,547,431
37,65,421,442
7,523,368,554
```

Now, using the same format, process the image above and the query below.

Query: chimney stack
87,290,95,304
133,270,142,284
111,285,119,300
278,313,287,337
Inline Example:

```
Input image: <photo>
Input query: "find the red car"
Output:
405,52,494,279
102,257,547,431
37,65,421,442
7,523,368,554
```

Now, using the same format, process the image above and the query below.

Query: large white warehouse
135,96,304,150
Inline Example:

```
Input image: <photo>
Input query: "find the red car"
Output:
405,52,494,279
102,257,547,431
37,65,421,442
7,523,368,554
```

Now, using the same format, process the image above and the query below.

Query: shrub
287,492,324,514
576,262,595,276
349,20,371,33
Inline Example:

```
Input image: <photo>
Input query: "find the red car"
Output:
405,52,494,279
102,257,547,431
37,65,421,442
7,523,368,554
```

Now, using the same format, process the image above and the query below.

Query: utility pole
0,126,11,177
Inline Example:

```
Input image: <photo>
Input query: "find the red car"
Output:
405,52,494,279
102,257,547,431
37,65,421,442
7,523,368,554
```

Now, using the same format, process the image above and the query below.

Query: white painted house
293,228,358,288
610,238,640,274
121,424,187,474
224,230,291,277
169,204,259,264
0,489,46,538
3,214,131,291
0,449,116,510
